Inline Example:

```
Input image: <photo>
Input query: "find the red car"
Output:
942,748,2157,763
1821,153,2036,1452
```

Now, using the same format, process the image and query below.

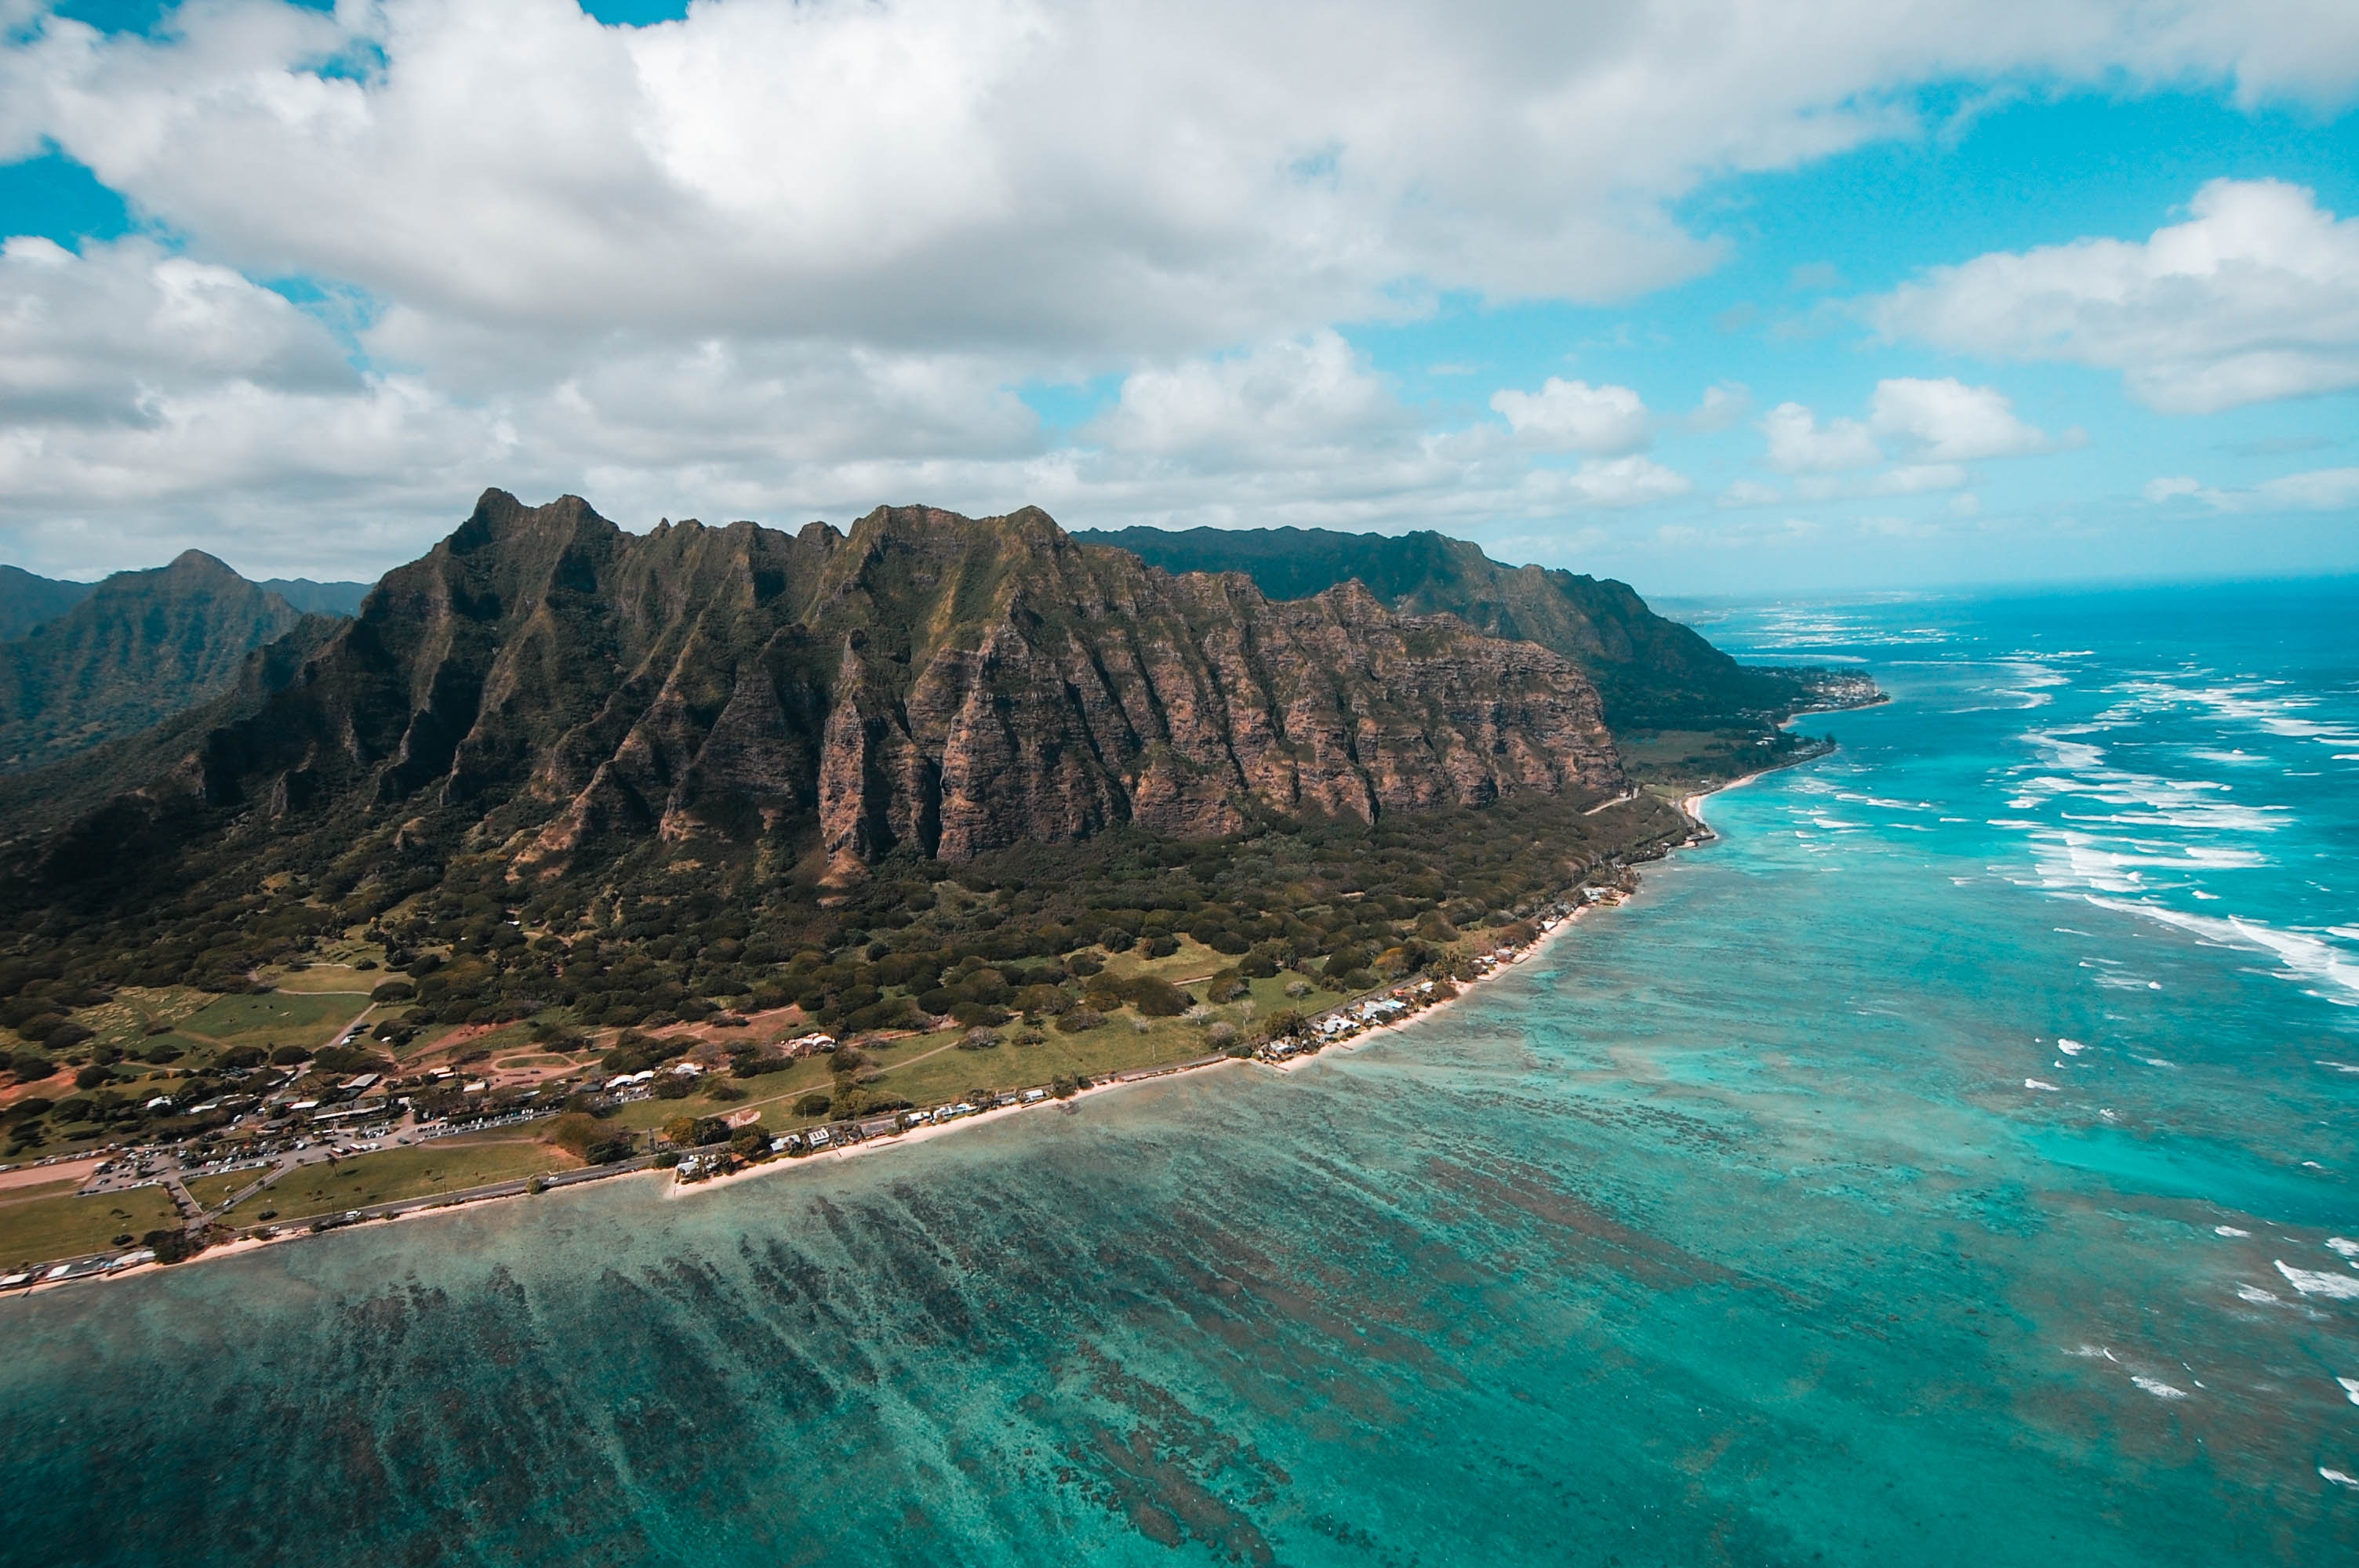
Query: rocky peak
24,497,1630,890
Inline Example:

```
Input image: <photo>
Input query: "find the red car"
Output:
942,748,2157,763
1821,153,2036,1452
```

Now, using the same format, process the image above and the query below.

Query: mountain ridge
0,550,318,775
1072,524,1823,731
9,493,1631,915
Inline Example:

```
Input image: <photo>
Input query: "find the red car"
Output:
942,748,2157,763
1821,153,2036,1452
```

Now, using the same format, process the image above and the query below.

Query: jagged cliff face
132,492,1624,879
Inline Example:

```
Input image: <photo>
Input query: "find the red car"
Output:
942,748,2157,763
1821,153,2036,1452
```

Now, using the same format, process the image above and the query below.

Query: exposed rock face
64,492,1625,878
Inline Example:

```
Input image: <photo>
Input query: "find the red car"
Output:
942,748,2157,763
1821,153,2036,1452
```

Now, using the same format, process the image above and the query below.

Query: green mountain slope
1074,525,1832,731
0,565,96,643
0,551,310,774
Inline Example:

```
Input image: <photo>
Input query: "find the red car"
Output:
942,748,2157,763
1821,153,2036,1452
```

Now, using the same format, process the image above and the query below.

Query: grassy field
264,964,382,996
0,1180,180,1265
254,1138,576,1222
583,940,1372,1133
1615,727,1781,786
184,1169,273,1212
176,991,359,1049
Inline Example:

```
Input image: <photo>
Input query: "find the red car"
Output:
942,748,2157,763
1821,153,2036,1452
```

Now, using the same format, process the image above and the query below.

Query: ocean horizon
4,579,2355,1566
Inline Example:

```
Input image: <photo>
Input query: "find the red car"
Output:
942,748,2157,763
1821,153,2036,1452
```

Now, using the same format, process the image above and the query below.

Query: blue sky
2,0,2355,595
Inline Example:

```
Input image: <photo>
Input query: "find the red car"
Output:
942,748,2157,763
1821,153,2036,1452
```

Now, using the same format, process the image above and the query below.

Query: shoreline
5,761,1802,1298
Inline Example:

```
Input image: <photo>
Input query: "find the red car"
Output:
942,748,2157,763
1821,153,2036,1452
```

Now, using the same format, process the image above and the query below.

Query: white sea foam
2024,1078,2060,1091
2234,1284,2278,1304
2215,1225,2250,1237
2056,1038,2087,1055
2340,1377,2359,1406
2327,1238,2359,1259
2277,1261,2359,1298
2320,1061,2359,1075
2323,1468,2359,1490
2083,898,2359,1005
2132,1375,2187,1399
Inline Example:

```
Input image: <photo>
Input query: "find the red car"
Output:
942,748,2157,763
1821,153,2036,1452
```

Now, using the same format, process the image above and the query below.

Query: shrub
1206,1022,1239,1048
74,1065,111,1090
1098,927,1135,953
270,1044,311,1065
1128,976,1190,1017
369,980,415,1004
9,1051,50,1083
704,1082,747,1103
143,1229,198,1265
218,1046,266,1069
1142,935,1180,959
544,1112,604,1157
1056,1007,1103,1034
793,1091,834,1116
1204,970,1248,1004
9,1096,53,1120
958,1027,1001,1051
652,1074,695,1100
584,1136,635,1164
144,1041,185,1065
43,1022,94,1053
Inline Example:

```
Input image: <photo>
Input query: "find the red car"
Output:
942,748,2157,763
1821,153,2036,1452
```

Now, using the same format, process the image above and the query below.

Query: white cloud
2146,466,2359,512
1761,402,1882,473
1761,378,2051,498
1687,381,1752,432
1874,179,2359,413
1552,455,1692,507
1866,377,2052,461
1089,332,1402,459
2,1,2358,570
1489,377,1651,454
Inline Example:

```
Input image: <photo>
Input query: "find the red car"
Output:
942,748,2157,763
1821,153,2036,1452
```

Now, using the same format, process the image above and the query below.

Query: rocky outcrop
20,492,1625,882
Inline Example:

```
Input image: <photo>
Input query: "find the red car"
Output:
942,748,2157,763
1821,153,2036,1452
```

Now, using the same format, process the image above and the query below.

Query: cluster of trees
0,774,1685,1136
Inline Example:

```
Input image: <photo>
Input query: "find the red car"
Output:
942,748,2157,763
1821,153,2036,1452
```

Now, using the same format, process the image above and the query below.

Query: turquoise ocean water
2,583,2356,1565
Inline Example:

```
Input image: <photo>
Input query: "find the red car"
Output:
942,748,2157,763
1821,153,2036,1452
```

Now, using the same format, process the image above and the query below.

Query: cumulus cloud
2,0,2357,569
2144,466,2359,512
1759,378,2052,495
1553,456,1692,507
1866,377,2052,461
1090,332,1404,459
1761,402,1882,473
1489,378,1651,455
1874,179,2359,413
1687,381,1752,432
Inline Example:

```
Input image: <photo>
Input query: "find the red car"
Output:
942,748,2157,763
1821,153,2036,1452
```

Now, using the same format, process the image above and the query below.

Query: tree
143,1229,198,1265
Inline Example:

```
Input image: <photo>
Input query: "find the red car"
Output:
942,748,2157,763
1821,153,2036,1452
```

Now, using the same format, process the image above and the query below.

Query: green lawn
0,1181,180,1266
256,1137,575,1221
184,1169,274,1212
177,991,358,1047
264,965,382,996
